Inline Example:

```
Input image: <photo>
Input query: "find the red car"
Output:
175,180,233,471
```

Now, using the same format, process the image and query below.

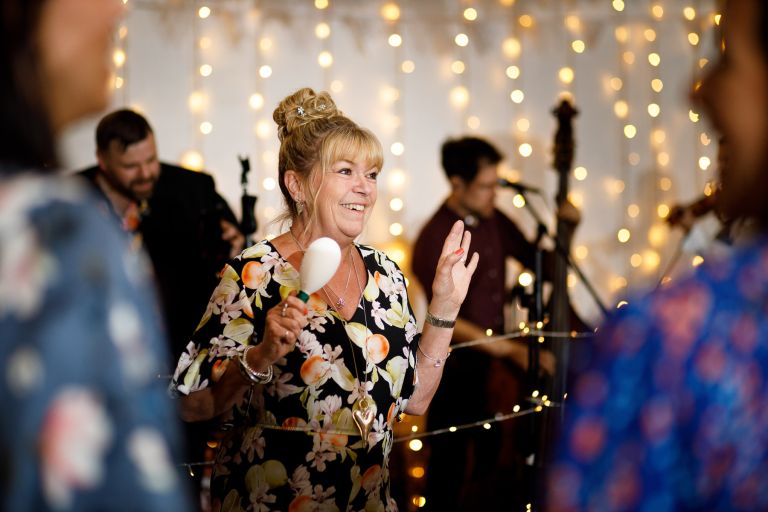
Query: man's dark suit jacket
79,163,238,364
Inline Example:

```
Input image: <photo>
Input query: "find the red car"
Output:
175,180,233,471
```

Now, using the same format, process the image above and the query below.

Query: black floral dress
172,240,419,512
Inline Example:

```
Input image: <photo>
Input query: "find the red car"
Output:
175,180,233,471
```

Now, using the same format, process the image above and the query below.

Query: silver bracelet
417,342,451,368
425,311,456,329
237,345,273,384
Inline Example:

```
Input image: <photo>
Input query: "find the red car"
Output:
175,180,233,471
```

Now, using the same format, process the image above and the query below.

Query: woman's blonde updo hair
273,87,383,224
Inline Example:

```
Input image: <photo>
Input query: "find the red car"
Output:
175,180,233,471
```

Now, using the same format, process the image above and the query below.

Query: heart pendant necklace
352,394,376,445
346,245,376,447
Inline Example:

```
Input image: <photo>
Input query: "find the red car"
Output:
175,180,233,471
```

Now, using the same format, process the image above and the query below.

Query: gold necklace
348,250,376,447
287,228,375,444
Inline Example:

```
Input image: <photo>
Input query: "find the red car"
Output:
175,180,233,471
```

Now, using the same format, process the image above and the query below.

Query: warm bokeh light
381,2,400,21
248,93,264,110
574,166,587,181
617,228,631,243
189,91,208,112
502,38,522,59
315,22,331,39
572,40,586,53
559,66,575,84
450,86,469,108
455,33,469,47
506,65,521,79
510,89,525,104
614,100,629,119
389,198,404,212
262,178,276,191
113,49,126,68
518,143,532,157
463,7,478,21
401,60,415,73
318,51,334,68
388,33,402,47
198,5,211,18
180,150,204,171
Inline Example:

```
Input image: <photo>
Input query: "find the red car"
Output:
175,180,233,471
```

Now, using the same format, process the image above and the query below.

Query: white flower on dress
6,346,43,396
297,329,323,357
289,465,313,496
306,435,338,472
172,341,200,383
127,427,178,493
240,426,266,463
369,300,388,331
109,301,153,383
40,387,113,509
269,370,302,400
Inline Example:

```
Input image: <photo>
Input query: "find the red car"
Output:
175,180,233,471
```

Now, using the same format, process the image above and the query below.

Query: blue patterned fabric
548,236,768,511
0,174,191,511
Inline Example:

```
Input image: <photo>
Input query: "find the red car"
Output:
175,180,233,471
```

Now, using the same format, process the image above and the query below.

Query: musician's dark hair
0,0,57,171
441,136,502,183
96,109,154,153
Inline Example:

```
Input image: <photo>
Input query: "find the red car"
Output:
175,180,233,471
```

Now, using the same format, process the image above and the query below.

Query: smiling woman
171,87,480,511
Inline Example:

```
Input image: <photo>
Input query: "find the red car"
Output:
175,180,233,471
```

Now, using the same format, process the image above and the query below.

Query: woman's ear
284,170,303,202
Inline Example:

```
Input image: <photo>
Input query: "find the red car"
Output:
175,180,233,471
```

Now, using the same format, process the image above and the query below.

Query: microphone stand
516,190,610,319
239,155,258,248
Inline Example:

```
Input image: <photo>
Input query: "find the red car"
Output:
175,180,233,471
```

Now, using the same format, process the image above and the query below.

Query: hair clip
318,103,327,111
297,106,305,117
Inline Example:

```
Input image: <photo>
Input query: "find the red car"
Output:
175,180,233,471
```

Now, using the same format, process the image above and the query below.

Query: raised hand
429,220,479,319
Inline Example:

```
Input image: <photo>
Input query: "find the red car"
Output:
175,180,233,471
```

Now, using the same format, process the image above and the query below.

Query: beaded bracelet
237,345,273,384
417,342,451,368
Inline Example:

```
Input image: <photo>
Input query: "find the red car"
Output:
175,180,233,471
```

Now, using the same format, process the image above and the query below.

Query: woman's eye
338,168,352,175
367,172,379,180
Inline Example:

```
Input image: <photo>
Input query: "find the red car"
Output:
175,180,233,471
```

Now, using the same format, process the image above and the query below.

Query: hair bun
273,88,340,141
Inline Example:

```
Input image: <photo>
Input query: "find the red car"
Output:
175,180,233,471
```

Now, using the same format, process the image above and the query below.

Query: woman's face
37,0,124,131
310,159,379,245
699,0,768,214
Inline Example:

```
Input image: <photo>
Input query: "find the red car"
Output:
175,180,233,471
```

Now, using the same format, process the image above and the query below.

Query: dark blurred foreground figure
0,0,191,510
548,1,768,510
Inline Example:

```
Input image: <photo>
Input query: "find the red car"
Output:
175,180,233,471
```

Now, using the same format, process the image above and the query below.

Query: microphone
497,178,542,195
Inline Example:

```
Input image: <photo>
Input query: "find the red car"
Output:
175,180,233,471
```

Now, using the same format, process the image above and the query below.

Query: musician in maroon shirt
412,136,579,511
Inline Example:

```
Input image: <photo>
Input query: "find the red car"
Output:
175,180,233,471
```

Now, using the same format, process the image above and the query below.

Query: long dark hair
0,1,58,171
